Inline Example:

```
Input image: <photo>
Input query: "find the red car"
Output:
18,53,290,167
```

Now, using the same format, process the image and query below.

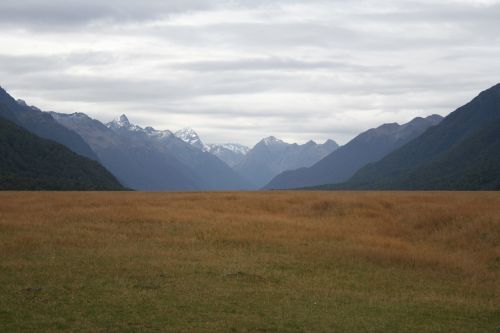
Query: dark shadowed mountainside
0,111,124,191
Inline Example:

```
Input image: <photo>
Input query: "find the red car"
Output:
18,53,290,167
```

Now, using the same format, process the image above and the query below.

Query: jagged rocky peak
117,114,130,127
175,127,204,149
106,114,176,140
175,127,199,140
107,114,133,129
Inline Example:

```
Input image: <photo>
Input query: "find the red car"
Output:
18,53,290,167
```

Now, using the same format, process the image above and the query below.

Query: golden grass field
0,191,499,332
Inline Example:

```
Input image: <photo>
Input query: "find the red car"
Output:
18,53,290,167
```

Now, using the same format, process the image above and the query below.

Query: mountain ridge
264,114,443,190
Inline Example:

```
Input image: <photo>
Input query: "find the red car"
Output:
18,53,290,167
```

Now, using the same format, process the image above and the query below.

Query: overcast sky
0,0,499,145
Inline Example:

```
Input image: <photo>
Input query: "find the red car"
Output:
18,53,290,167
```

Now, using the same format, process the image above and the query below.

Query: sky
0,0,499,146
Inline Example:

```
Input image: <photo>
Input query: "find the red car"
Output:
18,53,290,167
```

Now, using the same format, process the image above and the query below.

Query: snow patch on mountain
50,112,91,121
206,143,250,155
145,126,174,140
175,128,204,150
261,136,285,146
205,143,250,168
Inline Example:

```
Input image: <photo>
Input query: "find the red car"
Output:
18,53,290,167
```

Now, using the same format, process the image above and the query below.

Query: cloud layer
1,0,499,145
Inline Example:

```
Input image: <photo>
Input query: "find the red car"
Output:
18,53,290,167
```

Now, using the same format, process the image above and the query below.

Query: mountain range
1,83,499,191
264,115,443,189
0,84,340,191
172,129,339,188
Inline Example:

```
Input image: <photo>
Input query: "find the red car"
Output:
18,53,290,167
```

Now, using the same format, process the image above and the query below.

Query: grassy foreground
0,192,498,332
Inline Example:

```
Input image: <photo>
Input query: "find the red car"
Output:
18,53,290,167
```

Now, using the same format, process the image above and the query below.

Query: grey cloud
2,54,493,109
173,57,394,72
148,22,359,50
0,0,214,29
0,0,332,30
142,21,479,56
0,52,116,75
364,2,500,24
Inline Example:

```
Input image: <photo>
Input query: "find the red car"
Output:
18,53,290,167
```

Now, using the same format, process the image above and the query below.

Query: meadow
0,191,498,332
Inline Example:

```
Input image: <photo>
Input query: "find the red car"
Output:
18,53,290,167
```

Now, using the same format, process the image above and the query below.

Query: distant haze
0,0,499,145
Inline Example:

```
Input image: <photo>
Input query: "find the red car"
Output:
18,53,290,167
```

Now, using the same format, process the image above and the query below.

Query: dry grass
0,191,499,332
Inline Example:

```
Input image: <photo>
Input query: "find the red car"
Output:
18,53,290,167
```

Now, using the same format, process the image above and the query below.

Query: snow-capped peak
175,127,199,140
108,114,131,128
175,127,204,150
261,136,284,146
